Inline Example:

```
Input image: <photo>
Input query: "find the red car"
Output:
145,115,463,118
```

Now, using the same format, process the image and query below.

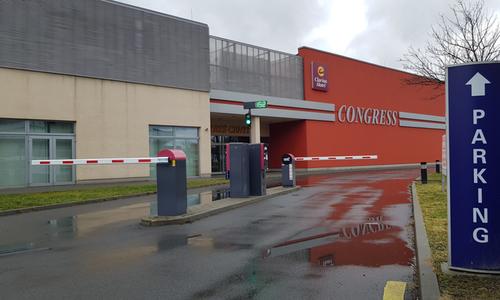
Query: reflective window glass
49,122,74,134
30,121,74,134
149,125,199,177
31,138,50,184
175,127,198,138
0,119,25,133
29,121,49,133
149,126,174,137
0,136,26,187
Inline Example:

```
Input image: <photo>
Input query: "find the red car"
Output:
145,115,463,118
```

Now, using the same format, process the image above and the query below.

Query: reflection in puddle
263,230,340,259
212,189,230,201
339,221,392,239
0,242,35,255
47,202,150,238
0,188,245,251
318,254,334,267
186,234,252,251
211,182,279,202
263,215,412,268
158,235,189,251
187,234,214,248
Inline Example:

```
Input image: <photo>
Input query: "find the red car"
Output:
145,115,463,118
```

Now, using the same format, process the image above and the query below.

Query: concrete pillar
250,116,261,143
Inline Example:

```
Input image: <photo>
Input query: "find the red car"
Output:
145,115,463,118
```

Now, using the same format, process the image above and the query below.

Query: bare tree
401,0,500,86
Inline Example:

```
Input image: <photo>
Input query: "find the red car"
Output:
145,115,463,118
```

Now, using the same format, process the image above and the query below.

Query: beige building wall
0,68,211,181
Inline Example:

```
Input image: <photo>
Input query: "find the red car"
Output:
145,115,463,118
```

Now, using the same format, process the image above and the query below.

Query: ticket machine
281,153,296,187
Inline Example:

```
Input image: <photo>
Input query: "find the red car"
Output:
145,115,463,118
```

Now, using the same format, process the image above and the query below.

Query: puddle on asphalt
0,242,35,255
0,186,261,251
126,233,255,253
212,189,231,201
211,182,280,202
184,171,419,299
262,215,413,268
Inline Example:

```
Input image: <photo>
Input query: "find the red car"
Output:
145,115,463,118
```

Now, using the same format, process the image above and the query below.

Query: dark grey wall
0,0,210,92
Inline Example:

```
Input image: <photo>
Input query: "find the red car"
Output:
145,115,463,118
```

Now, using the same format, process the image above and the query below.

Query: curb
141,186,301,226
411,182,441,300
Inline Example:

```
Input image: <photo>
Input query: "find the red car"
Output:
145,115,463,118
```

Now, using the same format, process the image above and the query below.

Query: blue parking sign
447,62,500,273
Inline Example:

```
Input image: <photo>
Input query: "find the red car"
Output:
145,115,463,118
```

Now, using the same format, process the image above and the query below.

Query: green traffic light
245,113,251,126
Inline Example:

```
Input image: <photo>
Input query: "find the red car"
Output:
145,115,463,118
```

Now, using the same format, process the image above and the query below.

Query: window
0,119,75,188
149,125,199,177
29,121,74,134
0,119,26,133
0,136,26,187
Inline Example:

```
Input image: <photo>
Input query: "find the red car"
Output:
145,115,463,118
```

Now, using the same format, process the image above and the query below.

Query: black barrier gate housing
226,143,267,197
249,144,266,196
156,149,187,216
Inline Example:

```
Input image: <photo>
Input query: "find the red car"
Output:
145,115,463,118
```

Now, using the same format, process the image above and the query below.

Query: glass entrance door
54,138,74,184
30,137,50,185
211,143,226,173
29,136,74,186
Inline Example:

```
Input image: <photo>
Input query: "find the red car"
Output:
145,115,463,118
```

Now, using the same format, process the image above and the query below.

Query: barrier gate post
249,143,266,196
156,149,187,216
281,153,296,187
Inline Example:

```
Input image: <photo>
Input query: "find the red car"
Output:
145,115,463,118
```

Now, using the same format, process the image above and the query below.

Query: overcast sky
116,0,500,70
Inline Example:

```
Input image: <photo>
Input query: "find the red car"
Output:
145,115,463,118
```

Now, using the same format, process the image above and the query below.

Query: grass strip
0,178,228,212
416,175,500,299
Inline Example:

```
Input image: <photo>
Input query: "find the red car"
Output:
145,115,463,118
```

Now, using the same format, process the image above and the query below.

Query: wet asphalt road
0,169,419,299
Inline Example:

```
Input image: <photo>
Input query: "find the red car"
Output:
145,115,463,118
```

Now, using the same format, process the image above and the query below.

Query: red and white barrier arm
294,155,378,162
31,157,169,166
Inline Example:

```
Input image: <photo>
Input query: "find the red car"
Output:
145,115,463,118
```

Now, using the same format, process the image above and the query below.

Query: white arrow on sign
466,72,491,97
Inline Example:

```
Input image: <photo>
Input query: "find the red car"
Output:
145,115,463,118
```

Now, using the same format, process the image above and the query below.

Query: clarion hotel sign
311,62,328,91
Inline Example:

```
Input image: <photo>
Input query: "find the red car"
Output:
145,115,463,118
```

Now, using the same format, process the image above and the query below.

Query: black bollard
421,162,428,184
435,160,441,174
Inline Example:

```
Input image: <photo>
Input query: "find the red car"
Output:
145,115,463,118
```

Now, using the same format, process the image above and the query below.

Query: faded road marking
383,281,406,300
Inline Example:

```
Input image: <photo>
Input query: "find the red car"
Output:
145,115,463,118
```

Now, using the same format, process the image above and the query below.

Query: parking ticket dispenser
263,144,269,171
249,143,266,196
156,149,187,216
281,153,296,187
227,143,250,198
225,144,230,179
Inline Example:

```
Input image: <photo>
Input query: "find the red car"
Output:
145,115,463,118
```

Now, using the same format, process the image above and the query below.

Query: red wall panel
269,121,308,169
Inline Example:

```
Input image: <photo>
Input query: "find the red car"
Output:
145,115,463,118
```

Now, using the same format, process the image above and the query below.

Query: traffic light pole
250,115,260,143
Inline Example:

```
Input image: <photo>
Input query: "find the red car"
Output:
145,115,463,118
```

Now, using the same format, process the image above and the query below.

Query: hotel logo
312,62,328,91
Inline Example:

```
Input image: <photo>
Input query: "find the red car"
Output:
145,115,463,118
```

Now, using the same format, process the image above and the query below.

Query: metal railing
209,36,304,100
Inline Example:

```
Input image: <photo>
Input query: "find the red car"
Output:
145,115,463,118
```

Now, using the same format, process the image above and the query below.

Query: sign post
441,134,446,192
447,62,500,273
242,101,268,128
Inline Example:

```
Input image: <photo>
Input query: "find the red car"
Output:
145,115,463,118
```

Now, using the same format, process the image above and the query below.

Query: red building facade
269,47,445,170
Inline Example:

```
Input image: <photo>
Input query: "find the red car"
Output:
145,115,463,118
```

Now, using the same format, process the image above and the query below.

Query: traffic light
245,112,251,127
